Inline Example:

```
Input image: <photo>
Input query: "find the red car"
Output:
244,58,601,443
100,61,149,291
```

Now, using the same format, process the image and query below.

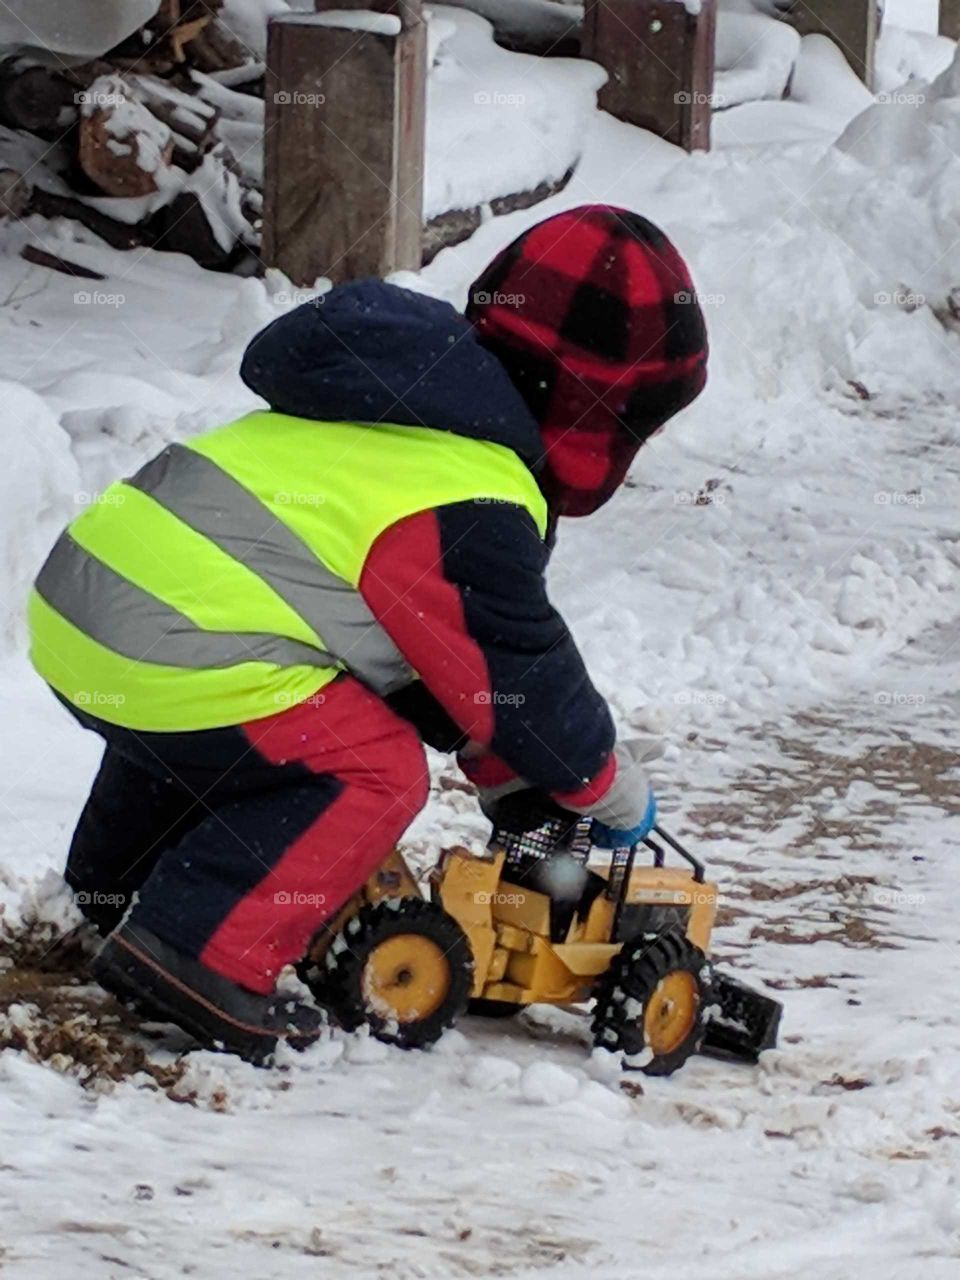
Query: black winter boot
93,922,326,1065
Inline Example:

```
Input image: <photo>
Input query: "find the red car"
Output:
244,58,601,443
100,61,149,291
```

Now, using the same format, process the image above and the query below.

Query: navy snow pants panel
62,676,429,992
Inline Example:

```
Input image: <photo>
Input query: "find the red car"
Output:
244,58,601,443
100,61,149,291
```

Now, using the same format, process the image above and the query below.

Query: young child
28,205,707,1062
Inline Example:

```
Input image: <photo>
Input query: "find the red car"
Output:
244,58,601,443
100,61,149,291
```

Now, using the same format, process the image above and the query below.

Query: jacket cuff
554,745,652,830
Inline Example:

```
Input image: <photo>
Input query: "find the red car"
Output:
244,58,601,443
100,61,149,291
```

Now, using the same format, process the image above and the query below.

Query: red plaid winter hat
466,205,708,516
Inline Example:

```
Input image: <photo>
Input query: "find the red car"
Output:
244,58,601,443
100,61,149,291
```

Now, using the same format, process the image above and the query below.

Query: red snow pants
62,675,429,993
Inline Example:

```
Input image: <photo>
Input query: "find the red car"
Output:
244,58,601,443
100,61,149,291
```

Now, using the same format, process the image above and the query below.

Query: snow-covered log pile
0,0,264,269
0,1,602,272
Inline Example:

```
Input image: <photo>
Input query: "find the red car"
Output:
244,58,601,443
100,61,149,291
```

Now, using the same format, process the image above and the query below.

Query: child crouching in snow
28,205,708,1062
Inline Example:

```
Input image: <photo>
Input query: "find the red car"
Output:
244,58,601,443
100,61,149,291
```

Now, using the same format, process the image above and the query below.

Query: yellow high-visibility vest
29,411,547,732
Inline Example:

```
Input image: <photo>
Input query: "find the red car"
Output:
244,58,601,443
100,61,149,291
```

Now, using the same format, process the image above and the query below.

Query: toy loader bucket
645,826,783,1065
701,969,783,1063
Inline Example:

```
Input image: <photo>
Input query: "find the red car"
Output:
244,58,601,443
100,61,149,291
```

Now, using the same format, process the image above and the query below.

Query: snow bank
419,33,960,724
425,6,604,218
687,45,960,397
439,0,582,48
0,386,78,647
876,25,958,96
832,47,960,311
883,0,940,33
0,0,161,61
788,34,873,120
715,11,800,108
218,0,304,59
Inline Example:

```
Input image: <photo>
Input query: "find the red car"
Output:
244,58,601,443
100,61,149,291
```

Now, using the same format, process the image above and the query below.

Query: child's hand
591,790,658,849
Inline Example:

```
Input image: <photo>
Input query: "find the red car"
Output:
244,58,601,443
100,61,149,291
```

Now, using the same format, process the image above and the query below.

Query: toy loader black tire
592,927,708,1076
308,898,473,1049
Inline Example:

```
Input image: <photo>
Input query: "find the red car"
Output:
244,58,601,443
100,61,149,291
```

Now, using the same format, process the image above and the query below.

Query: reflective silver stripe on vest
36,534,340,673
127,444,412,693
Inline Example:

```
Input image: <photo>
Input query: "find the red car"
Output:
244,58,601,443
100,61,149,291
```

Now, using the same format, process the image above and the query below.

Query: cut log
153,191,237,268
78,77,174,197
107,0,223,73
30,188,150,250
153,144,256,267
0,169,31,220
170,16,214,63
582,0,718,152
422,168,574,265
20,246,106,280
0,64,78,140
314,0,415,13
262,7,427,284
126,75,218,172
188,20,256,74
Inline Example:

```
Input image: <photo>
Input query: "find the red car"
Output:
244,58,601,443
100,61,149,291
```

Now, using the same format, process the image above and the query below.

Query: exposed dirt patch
0,980,188,1094
689,710,958,851
764,973,858,991
749,915,900,950
0,916,191,1097
739,875,880,902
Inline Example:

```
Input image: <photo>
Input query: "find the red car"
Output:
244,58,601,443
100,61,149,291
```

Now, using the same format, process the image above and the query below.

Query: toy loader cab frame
303,806,782,1077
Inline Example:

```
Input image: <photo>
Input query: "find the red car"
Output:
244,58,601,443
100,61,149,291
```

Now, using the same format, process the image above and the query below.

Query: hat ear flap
621,358,707,440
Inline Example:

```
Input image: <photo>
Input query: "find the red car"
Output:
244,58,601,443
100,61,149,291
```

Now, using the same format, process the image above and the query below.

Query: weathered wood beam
581,0,718,153
940,0,960,42
262,3,426,285
782,0,877,88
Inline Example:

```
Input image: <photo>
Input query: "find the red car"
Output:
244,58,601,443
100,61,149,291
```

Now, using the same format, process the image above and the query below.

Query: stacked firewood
0,0,266,270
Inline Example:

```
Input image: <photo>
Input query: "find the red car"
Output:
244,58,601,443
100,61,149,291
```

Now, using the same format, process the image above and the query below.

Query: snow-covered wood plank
782,0,877,88
581,0,717,152
262,5,426,285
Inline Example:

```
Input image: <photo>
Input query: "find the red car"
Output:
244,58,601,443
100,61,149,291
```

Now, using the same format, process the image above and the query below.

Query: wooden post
940,0,960,41
262,2,425,286
781,1,877,88
581,0,717,153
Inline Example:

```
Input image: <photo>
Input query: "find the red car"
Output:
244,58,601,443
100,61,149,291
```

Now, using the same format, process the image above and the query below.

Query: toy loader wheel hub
644,971,699,1056
362,934,451,1023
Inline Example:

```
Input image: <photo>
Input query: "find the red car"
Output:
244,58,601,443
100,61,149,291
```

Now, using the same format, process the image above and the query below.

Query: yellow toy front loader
303,805,782,1077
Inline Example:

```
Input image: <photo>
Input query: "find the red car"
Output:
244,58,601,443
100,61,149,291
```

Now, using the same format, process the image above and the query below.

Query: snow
0,386,78,647
789,34,874,120
884,0,940,32
287,10,403,36
218,0,310,60
877,25,957,93
426,7,604,218
715,11,802,107
0,0,161,61
439,0,583,48
1,14,960,1280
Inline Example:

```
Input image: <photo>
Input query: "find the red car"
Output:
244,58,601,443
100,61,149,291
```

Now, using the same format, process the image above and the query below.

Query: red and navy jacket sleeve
359,499,617,804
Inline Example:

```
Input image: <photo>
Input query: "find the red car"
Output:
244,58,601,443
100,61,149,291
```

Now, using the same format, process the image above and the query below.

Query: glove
456,745,528,821
558,738,659,842
591,789,657,849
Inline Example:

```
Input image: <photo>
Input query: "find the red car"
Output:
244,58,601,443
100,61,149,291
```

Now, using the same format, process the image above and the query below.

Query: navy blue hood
240,280,543,469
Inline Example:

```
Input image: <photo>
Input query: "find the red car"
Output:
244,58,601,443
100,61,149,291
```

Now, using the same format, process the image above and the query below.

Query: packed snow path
1,654,957,1280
